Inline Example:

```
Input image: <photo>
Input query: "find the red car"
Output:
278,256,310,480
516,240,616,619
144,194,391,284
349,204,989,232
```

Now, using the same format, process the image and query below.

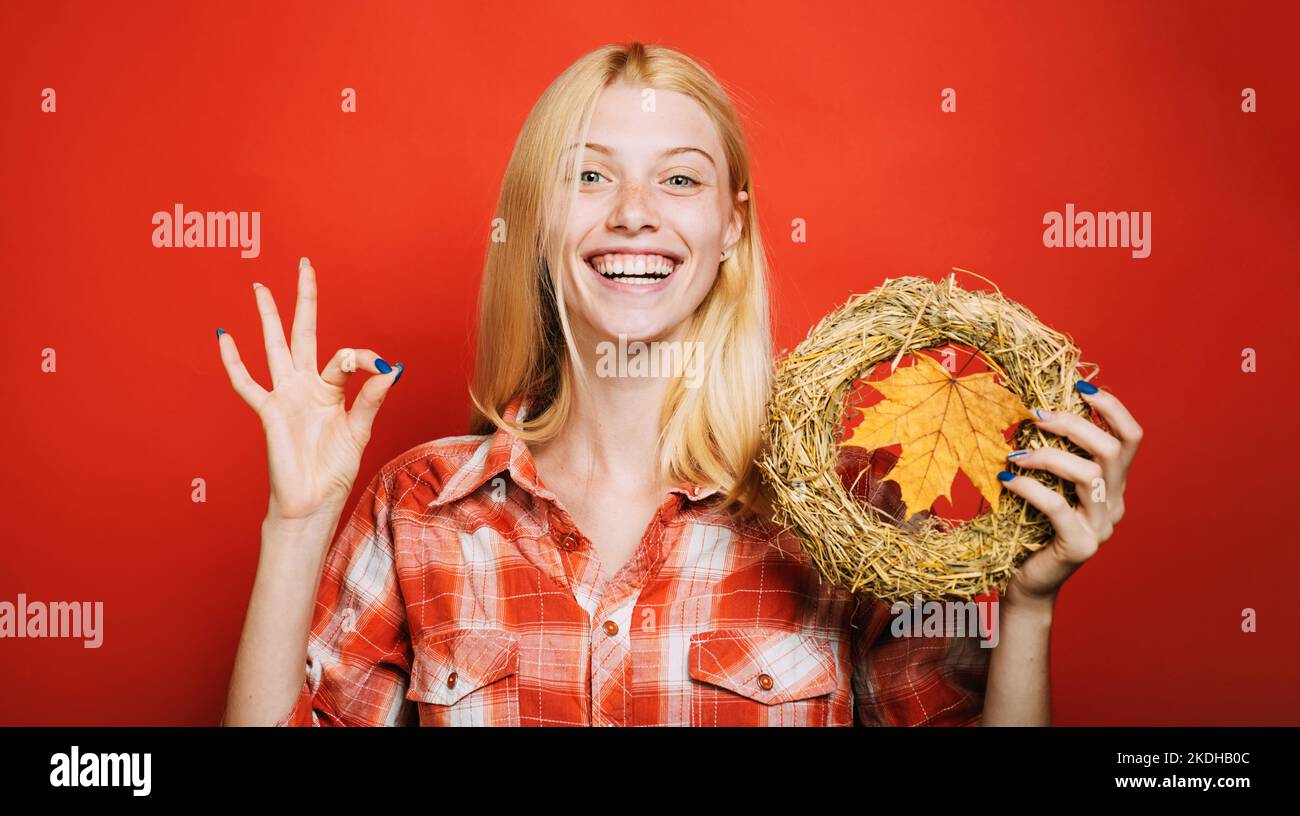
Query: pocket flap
688,628,837,705
407,628,519,706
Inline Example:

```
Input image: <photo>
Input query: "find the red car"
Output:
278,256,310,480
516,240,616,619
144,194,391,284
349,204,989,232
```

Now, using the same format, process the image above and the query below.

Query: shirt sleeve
839,444,991,726
849,594,991,726
272,466,417,727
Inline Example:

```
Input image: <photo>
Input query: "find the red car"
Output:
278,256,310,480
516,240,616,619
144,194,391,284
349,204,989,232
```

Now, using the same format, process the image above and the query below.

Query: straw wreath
758,270,1101,603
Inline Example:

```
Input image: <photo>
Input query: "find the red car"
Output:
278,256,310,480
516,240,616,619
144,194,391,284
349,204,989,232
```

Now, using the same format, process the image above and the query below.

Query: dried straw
758,270,1100,603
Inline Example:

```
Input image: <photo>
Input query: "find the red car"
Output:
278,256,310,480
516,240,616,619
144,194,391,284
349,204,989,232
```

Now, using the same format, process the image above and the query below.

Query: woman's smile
581,249,685,294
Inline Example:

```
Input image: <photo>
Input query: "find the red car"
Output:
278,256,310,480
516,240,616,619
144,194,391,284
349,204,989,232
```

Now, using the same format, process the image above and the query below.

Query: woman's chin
587,323,672,344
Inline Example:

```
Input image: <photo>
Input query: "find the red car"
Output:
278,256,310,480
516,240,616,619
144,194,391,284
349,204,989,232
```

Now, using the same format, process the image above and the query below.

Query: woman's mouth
584,252,684,290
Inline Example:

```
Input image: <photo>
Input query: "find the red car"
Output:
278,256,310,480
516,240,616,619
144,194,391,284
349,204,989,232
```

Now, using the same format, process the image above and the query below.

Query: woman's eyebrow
583,143,716,167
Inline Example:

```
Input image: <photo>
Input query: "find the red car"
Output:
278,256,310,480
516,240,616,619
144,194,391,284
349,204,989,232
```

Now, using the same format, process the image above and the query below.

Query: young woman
219,42,1143,727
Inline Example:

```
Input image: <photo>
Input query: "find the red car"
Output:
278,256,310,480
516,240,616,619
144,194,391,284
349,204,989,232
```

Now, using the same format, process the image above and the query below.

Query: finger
291,257,318,373
1075,381,1144,468
1033,404,1130,527
1006,447,1111,541
216,329,269,413
998,470,1098,565
1031,407,1122,465
252,282,294,387
347,361,403,444
321,347,392,388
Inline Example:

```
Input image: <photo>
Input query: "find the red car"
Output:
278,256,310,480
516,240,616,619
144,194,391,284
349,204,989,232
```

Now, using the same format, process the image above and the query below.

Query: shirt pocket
405,628,521,726
687,627,839,727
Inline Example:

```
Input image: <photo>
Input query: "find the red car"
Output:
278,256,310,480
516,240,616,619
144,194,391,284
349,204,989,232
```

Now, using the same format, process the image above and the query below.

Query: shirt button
447,671,458,689
560,535,576,551
757,673,774,691
603,620,619,636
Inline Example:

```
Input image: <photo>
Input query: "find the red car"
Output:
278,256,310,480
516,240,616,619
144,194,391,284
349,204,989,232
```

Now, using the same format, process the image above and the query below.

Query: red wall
2,0,1297,725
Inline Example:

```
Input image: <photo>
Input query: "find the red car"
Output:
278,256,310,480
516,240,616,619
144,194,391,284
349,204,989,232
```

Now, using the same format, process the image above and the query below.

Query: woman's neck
533,375,673,489
527,324,686,509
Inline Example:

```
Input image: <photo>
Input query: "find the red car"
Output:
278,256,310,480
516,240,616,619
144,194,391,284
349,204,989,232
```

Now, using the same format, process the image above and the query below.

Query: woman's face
560,80,745,346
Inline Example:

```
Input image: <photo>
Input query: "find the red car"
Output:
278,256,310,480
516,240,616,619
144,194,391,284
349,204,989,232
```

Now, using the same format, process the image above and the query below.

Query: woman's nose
607,183,659,230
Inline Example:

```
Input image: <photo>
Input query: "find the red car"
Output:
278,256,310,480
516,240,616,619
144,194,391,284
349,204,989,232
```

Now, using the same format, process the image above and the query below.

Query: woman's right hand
216,257,403,527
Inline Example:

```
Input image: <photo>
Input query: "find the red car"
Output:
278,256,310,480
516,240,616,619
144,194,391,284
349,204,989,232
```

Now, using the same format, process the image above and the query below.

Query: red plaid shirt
273,394,990,727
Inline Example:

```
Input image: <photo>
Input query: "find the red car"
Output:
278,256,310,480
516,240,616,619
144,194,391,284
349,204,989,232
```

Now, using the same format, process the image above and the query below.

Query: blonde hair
468,42,774,523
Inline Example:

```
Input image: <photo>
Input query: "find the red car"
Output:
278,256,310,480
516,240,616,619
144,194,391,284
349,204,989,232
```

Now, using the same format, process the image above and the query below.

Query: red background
2,1,1297,725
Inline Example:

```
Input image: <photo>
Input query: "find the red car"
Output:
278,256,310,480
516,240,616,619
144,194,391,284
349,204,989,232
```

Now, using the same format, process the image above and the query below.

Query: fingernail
374,358,393,374
1032,407,1052,421
252,282,262,289
1075,379,1099,395
393,362,404,383
1007,449,1030,459
299,257,311,270
997,470,1017,482
216,328,226,337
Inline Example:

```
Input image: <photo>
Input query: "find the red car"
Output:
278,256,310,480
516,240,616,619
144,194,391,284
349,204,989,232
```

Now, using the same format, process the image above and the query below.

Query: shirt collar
428,393,721,508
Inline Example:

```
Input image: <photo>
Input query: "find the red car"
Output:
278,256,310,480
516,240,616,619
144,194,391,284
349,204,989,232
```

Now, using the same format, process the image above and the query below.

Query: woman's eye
579,170,699,188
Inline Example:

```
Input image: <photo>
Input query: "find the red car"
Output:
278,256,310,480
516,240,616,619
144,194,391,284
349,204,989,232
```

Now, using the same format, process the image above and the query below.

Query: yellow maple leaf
843,353,1035,520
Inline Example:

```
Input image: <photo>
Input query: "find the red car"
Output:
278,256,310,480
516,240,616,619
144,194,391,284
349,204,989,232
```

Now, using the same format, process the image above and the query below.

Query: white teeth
588,252,680,282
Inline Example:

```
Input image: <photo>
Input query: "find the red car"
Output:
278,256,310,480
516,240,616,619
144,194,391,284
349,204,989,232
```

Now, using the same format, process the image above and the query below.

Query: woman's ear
723,189,750,257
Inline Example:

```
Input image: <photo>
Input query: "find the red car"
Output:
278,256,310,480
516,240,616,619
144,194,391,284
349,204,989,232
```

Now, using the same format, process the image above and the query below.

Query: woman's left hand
997,381,1144,609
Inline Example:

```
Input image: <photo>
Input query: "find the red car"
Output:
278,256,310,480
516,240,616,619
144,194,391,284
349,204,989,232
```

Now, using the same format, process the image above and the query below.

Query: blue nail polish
1007,449,1030,459
375,358,392,374
1075,379,1099,395
216,328,225,337
997,470,1016,482
393,362,404,383
1032,407,1050,421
